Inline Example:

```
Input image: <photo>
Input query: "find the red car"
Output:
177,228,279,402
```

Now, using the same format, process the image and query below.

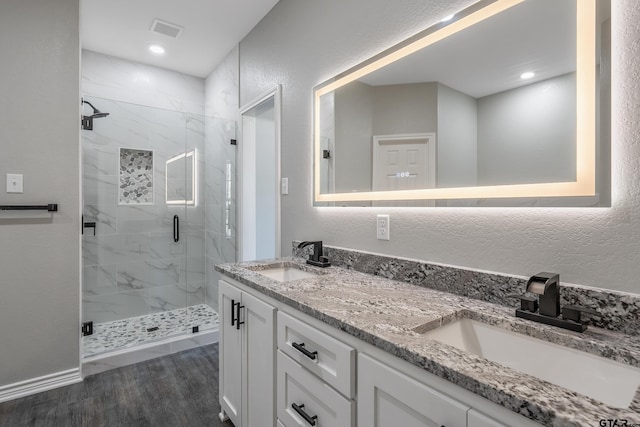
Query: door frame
371,133,437,192
238,85,282,261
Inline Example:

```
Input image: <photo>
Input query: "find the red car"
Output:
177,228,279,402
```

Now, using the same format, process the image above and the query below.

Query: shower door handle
173,215,179,242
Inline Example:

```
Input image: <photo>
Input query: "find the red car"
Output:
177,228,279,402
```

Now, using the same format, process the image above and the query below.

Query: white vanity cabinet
219,279,276,427
217,273,541,427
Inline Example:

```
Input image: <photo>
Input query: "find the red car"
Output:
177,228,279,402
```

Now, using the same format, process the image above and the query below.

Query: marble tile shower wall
82,98,207,323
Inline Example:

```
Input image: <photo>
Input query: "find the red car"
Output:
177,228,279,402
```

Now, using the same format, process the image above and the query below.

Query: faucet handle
562,305,599,323
519,295,538,313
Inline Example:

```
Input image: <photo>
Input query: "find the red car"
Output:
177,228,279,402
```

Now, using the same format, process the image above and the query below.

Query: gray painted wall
477,73,576,185
239,0,640,293
437,83,478,188
372,83,438,135
0,0,80,386
334,81,374,193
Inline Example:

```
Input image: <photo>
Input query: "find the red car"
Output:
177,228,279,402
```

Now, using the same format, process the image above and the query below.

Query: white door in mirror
377,214,390,240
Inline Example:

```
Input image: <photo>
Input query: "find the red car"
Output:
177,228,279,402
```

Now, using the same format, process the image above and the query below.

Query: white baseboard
82,328,218,377
0,368,82,403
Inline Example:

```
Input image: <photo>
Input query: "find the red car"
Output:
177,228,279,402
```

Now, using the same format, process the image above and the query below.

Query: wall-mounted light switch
377,214,390,240
281,177,289,195
6,174,23,193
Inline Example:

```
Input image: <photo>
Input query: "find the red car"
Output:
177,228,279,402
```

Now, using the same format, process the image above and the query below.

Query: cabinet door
219,280,243,427
243,291,276,427
358,354,469,427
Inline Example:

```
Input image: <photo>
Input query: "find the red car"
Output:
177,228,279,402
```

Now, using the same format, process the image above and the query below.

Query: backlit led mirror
314,0,610,207
166,150,197,206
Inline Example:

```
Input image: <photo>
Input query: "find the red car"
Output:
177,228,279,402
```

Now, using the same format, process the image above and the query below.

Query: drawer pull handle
292,403,317,426
235,302,245,330
231,299,237,326
292,342,318,360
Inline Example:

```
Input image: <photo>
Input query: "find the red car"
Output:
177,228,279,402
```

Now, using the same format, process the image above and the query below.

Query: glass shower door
82,97,191,356
81,97,236,357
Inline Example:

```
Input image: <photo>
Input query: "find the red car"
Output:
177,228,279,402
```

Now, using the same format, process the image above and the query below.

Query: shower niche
119,148,154,205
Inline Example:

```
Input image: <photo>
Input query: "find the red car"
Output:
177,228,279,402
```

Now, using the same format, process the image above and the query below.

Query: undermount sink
420,317,640,409
252,264,321,282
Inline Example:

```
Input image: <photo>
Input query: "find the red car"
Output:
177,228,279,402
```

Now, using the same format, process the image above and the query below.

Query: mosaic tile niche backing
119,148,153,204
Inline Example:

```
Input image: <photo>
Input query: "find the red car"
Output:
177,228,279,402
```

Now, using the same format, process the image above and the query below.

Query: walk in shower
81,96,236,358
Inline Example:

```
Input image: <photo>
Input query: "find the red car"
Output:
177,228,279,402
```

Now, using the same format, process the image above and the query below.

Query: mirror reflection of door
372,133,436,207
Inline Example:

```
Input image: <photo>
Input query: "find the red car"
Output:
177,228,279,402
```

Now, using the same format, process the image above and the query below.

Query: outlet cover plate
377,214,390,240
6,174,23,193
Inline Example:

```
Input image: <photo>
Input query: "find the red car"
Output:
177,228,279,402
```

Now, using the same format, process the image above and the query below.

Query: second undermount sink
419,316,640,409
251,264,321,282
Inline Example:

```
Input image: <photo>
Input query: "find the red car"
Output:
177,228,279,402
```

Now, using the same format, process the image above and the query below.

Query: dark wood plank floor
0,344,235,427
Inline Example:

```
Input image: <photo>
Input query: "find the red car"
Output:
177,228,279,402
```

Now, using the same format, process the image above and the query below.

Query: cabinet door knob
292,342,318,360
291,403,317,426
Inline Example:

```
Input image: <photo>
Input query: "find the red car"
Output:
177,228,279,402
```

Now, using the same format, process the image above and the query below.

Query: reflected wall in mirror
166,149,197,205
314,0,611,207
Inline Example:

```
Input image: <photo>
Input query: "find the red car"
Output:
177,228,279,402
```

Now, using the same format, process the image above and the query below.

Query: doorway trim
238,85,282,261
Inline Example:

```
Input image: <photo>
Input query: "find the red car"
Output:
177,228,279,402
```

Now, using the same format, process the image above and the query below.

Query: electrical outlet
377,214,390,240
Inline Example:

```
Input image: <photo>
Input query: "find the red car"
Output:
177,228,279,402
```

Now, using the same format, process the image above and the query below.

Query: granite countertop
216,257,640,427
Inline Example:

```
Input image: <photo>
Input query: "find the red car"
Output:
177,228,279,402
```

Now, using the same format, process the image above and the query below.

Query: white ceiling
359,0,577,98
81,0,280,78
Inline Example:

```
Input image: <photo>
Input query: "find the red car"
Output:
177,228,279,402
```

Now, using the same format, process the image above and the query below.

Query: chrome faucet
515,272,590,332
297,241,331,268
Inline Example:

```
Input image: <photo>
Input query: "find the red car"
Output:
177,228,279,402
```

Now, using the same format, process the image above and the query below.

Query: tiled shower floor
82,304,219,358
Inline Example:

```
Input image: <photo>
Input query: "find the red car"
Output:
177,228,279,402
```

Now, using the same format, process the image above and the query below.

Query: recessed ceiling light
441,14,455,22
148,44,166,55
521,71,535,80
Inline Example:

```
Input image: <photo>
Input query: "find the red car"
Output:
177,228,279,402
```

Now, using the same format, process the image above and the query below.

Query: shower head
82,100,110,117
81,99,110,130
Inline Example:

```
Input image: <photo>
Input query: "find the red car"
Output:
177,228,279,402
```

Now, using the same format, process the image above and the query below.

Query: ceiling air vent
150,19,183,39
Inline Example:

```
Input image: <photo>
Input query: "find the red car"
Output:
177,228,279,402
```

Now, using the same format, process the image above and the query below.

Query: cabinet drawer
278,311,355,398
277,350,355,427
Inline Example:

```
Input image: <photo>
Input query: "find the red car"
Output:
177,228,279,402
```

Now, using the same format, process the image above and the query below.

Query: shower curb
82,328,218,377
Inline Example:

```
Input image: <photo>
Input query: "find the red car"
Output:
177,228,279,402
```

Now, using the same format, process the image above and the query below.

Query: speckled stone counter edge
292,242,640,336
